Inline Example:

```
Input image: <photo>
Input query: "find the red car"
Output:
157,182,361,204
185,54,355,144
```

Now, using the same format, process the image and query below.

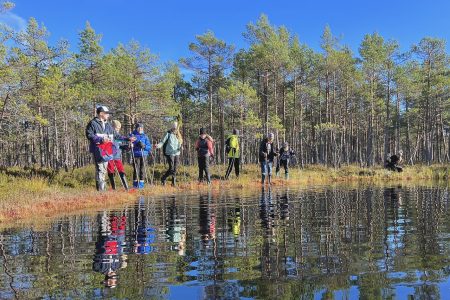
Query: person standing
195,128,214,184
224,129,240,180
130,123,152,189
276,142,295,179
259,133,277,185
156,122,182,186
107,120,130,190
86,106,134,191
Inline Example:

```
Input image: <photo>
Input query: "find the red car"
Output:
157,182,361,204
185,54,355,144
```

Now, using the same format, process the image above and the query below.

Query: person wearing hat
259,132,277,185
85,106,135,191
225,129,240,180
130,123,152,189
195,127,214,184
276,142,295,179
156,122,182,186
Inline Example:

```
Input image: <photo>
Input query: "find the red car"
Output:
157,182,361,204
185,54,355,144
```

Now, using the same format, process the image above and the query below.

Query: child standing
107,120,130,190
276,142,295,179
130,123,152,189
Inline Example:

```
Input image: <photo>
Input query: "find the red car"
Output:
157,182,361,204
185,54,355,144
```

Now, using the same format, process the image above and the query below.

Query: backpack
94,141,116,163
162,131,171,156
198,138,209,157
225,137,231,153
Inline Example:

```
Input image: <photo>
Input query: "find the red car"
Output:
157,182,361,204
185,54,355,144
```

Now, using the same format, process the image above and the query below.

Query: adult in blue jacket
130,123,152,189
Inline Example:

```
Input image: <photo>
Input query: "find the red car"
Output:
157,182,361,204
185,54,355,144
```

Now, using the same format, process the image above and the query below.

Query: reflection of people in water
134,199,156,255
227,199,241,239
280,191,289,223
166,196,186,256
260,187,275,232
92,211,128,288
199,193,216,244
385,186,403,208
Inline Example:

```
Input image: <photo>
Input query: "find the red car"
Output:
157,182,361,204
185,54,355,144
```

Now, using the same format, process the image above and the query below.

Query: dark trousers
386,162,403,172
133,157,145,181
276,159,290,174
162,155,179,182
225,157,240,179
198,156,211,183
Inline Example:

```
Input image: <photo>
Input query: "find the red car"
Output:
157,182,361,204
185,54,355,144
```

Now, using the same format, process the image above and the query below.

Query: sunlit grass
0,163,448,226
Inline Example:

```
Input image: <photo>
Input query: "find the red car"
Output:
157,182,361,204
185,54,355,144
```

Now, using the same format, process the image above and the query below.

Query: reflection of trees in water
0,186,449,299
164,196,186,256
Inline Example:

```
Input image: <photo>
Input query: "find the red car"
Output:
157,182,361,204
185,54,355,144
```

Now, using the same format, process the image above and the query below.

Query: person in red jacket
195,128,214,184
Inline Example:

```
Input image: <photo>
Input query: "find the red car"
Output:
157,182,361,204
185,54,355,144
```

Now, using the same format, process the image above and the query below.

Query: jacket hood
132,129,145,135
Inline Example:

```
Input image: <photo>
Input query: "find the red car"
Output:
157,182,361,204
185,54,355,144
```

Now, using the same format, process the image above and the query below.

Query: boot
99,181,106,192
139,180,145,189
108,174,116,190
133,180,139,189
261,174,266,184
171,176,176,187
285,172,289,180
119,173,129,190
268,175,272,185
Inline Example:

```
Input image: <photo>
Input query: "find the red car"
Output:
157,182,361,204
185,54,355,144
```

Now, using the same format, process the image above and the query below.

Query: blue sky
1,0,449,64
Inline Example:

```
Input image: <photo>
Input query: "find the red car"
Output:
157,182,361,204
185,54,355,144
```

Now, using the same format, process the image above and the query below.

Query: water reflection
92,211,127,288
0,185,449,299
165,196,186,256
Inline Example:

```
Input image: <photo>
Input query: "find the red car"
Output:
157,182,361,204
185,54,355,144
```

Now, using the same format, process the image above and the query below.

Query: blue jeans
260,161,273,176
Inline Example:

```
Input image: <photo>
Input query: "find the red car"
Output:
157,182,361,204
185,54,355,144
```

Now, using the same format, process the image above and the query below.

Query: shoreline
0,164,449,228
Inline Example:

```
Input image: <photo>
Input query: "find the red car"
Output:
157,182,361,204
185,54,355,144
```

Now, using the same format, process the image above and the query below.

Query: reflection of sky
0,186,450,299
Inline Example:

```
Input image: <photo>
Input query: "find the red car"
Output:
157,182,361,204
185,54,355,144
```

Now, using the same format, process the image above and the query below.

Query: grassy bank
0,163,449,226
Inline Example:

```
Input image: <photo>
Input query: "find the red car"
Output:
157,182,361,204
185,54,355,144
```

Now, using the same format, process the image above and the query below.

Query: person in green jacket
225,129,240,179
156,122,183,186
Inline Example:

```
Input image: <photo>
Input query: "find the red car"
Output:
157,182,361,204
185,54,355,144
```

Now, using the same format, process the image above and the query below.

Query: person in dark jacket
276,142,295,179
130,123,152,189
385,150,403,172
85,106,134,191
195,128,214,184
107,120,130,190
259,133,277,185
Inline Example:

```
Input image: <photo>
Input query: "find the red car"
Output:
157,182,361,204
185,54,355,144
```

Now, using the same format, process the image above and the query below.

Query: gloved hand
138,141,145,149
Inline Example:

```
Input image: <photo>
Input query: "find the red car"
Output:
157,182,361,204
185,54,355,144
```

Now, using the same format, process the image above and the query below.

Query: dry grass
0,163,448,228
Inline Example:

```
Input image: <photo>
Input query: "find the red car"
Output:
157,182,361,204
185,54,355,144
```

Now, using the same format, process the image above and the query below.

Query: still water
1,185,450,299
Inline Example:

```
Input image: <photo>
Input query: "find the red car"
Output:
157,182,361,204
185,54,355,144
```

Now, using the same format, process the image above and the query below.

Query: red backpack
94,141,116,162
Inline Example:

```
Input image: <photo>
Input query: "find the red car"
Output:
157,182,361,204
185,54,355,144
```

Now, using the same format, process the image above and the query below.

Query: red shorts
107,159,125,174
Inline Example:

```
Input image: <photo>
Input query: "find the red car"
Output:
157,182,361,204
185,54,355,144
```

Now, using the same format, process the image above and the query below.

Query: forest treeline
0,3,449,169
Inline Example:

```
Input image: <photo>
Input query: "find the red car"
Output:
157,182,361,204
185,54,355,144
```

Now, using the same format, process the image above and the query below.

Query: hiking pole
150,151,156,186
112,160,127,190
140,148,150,185
130,142,139,187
